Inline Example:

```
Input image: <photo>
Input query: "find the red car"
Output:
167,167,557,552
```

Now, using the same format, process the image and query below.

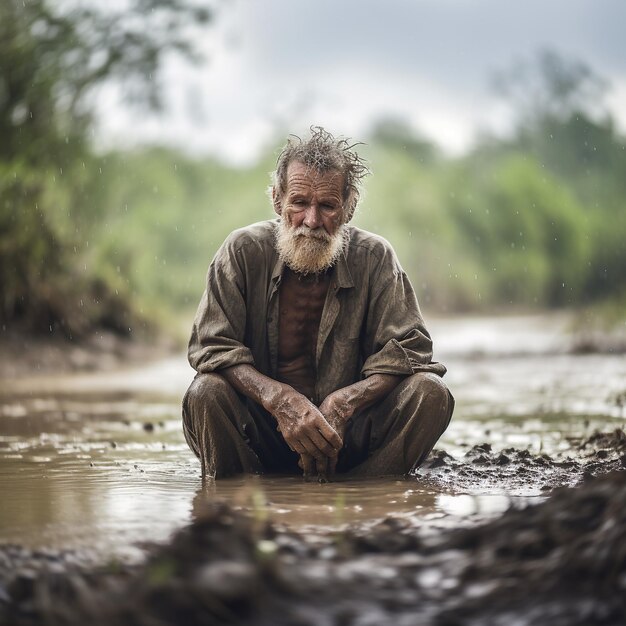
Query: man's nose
303,203,322,229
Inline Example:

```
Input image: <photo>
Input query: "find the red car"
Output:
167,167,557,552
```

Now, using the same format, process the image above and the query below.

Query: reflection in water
437,493,517,517
192,475,444,529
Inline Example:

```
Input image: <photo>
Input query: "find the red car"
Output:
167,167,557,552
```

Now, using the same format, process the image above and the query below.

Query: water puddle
1,314,624,561
0,403,529,560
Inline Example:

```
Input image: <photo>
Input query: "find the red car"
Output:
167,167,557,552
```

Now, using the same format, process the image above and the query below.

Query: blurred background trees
1,0,624,345
359,51,626,314
0,0,209,337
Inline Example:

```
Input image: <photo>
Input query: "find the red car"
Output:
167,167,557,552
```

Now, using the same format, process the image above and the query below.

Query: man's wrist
341,385,362,418
348,373,405,414
262,380,290,414
222,364,286,414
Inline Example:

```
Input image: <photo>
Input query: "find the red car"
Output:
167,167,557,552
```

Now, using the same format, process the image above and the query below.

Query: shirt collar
271,255,285,283
334,246,354,289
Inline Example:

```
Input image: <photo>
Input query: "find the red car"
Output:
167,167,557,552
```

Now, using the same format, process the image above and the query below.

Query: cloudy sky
99,0,626,165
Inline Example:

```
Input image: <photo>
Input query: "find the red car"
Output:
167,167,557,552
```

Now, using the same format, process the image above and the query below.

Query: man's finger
329,453,338,477
308,428,339,457
300,454,314,479
299,434,328,461
290,440,307,455
316,457,329,483
315,418,343,451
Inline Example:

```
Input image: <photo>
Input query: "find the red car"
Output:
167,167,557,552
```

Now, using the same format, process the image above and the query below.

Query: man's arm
360,241,446,381
188,235,254,373
221,364,342,462
319,373,405,434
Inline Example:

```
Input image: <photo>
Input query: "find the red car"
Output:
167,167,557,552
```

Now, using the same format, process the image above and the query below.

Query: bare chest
278,270,330,361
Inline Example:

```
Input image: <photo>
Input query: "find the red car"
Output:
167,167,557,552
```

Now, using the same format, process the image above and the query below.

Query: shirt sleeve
187,235,255,373
360,246,446,379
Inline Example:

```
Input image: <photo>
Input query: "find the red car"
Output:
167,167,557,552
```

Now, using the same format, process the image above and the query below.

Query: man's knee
183,372,238,417
183,372,242,453
182,373,261,477
398,373,454,470
346,373,454,475
400,372,454,414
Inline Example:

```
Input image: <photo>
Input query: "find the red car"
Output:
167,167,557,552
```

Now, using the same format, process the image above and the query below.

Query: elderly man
183,127,453,480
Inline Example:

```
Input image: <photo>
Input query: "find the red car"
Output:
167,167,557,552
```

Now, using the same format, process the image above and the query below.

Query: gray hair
271,126,370,222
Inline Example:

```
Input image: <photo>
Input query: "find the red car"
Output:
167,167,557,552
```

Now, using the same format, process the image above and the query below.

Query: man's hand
221,365,342,480
221,364,341,466
318,388,356,477
319,388,355,437
269,386,342,465
221,364,403,481
296,389,357,481
316,376,405,478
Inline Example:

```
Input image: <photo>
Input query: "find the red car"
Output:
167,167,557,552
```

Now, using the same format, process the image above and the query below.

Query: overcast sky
98,0,626,165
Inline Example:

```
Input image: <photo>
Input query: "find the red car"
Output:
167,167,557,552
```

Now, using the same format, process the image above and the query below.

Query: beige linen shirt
188,220,446,404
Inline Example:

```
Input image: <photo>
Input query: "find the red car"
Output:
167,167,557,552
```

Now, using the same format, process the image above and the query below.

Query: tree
0,0,210,166
0,0,211,336
490,50,626,306
492,49,608,130
369,117,439,165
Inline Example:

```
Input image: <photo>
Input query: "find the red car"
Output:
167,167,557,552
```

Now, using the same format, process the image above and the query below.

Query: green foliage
0,0,209,336
351,140,596,312
488,50,626,309
354,142,470,311
446,155,590,307
2,27,625,339
88,149,273,314
0,160,142,337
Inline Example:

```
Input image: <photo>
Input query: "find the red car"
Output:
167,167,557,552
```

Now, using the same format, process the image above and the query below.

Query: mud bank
1,430,625,626
0,331,177,379
418,427,626,492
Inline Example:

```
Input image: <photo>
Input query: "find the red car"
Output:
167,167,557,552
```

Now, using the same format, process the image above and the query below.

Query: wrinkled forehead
284,161,345,196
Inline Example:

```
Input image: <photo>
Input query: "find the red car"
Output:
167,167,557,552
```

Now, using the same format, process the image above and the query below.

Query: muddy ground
0,331,178,379
2,429,625,626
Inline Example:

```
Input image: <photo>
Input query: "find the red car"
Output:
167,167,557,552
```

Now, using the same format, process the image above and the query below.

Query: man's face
276,161,345,236
273,161,347,275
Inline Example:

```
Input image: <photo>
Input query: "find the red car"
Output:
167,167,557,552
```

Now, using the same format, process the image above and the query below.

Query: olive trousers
182,372,454,479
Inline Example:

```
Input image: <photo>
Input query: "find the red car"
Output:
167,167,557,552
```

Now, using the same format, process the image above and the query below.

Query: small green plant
146,557,176,586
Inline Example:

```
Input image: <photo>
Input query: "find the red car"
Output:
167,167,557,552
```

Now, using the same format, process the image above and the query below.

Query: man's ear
272,187,282,216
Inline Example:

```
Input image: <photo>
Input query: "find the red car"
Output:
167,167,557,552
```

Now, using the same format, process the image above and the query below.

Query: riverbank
0,330,179,380
1,310,624,381
1,429,625,626
0,309,626,379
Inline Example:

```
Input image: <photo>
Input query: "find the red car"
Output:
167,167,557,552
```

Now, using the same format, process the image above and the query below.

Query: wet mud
2,429,625,626
418,427,626,493
2,315,625,624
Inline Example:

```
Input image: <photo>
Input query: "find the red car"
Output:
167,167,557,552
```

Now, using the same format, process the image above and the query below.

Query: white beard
274,219,347,275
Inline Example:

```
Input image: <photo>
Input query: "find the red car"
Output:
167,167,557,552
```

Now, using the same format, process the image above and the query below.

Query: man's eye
321,203,337,211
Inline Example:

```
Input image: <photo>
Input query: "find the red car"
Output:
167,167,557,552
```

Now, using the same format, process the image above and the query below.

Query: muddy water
1,314,624,561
